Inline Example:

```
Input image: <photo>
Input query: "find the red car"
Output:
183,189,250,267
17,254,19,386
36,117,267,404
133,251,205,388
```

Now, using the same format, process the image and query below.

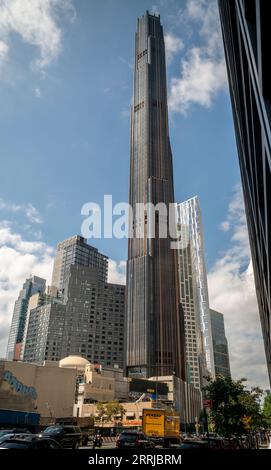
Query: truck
142,409,180,447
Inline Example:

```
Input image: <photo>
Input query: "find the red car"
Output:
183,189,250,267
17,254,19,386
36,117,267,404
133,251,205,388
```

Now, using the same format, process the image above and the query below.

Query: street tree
95,401,108,426
263,394,271,428
105,401,125,425
204,375,264,436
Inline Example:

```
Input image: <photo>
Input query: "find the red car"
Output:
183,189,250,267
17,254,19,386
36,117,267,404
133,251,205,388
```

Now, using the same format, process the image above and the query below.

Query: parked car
0,438,63,449
0,433,35,445
0,429,31,439
40,425,82,449
116,431,155,449
206,437,225,449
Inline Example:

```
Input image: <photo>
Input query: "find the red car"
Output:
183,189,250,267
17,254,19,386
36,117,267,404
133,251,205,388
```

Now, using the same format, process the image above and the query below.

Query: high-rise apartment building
176,216,207,390
177,197,215,378
210,309,231,378
51,235,108,291
218,0,271,385
23,265,125,368
126,11,185,380
6,276,46,361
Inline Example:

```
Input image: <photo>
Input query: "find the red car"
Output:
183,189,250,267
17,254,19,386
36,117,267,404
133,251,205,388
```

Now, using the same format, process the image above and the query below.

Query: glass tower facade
176,222,201,389
177,197,215,378
126,12,185,380
218,0,271,385
210,309,231,378
6,275,46,360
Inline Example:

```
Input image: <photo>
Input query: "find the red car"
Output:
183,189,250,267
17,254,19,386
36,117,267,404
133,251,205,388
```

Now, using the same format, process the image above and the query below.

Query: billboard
129,378,168,396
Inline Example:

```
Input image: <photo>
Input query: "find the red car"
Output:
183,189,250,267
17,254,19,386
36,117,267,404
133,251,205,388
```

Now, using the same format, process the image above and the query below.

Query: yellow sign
142,409,164,437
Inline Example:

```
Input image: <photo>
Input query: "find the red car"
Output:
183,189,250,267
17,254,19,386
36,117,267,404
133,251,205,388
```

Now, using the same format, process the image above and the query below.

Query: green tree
105,401,125,424
94,401,125,426
95,402,108,426
204,376,263,436
263,394,271,428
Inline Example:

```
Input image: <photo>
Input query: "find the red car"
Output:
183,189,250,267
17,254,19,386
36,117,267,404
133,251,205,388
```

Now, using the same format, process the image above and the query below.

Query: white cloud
164,33,183,64
0,0,75,73
108,259,126,285
0,198,43,224
25,203,42,224
0,39,8,60
0,221,54,357
34,86,41,98
208,186,269,389
169,47,226,113
220,221,230,232
169,0,227,114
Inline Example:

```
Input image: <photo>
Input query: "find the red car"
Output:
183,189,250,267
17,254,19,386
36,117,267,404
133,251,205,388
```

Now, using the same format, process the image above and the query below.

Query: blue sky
0,0,239,265
0,0,269,389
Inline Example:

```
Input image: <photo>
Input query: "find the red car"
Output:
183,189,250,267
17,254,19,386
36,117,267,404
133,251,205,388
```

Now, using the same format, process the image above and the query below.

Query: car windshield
0,431,11,438
43,426,62,434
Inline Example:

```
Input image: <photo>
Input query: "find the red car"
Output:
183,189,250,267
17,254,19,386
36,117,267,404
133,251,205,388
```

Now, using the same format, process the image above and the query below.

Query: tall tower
176,221,203,389
177,197,215,378
126,12,185,380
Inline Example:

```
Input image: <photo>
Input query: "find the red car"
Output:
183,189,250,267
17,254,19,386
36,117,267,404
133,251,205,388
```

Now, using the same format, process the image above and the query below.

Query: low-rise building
0,359,77,425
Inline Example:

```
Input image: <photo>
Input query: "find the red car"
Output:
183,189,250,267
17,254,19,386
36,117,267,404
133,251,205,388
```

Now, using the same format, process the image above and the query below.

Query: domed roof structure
59,355,90,370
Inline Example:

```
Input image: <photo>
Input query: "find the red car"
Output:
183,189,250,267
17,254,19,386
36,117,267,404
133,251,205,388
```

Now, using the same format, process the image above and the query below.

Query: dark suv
41,425,82,449
116,431,155,449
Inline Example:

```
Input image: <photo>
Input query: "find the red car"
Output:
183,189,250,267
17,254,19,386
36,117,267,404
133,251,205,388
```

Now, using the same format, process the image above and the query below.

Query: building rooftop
59,355,90,369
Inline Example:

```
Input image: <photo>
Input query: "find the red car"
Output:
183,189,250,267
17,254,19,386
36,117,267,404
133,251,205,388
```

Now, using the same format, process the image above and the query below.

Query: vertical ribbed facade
218,0,271,385
177,197,215,379
176,220,203,389
125,12,185,380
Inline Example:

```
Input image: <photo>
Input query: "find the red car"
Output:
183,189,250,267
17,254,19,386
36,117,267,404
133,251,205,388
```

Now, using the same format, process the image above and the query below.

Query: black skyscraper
218,0,271,384
125,12,186,380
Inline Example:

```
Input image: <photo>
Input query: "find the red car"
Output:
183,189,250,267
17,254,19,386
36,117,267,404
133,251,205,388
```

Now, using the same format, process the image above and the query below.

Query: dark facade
23,265,125,368
126,12,185,380
218,0,271,385
210,309,231,378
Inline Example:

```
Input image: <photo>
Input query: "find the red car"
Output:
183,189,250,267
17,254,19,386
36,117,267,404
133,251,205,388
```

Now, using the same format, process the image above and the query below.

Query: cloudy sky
0,0,269,389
